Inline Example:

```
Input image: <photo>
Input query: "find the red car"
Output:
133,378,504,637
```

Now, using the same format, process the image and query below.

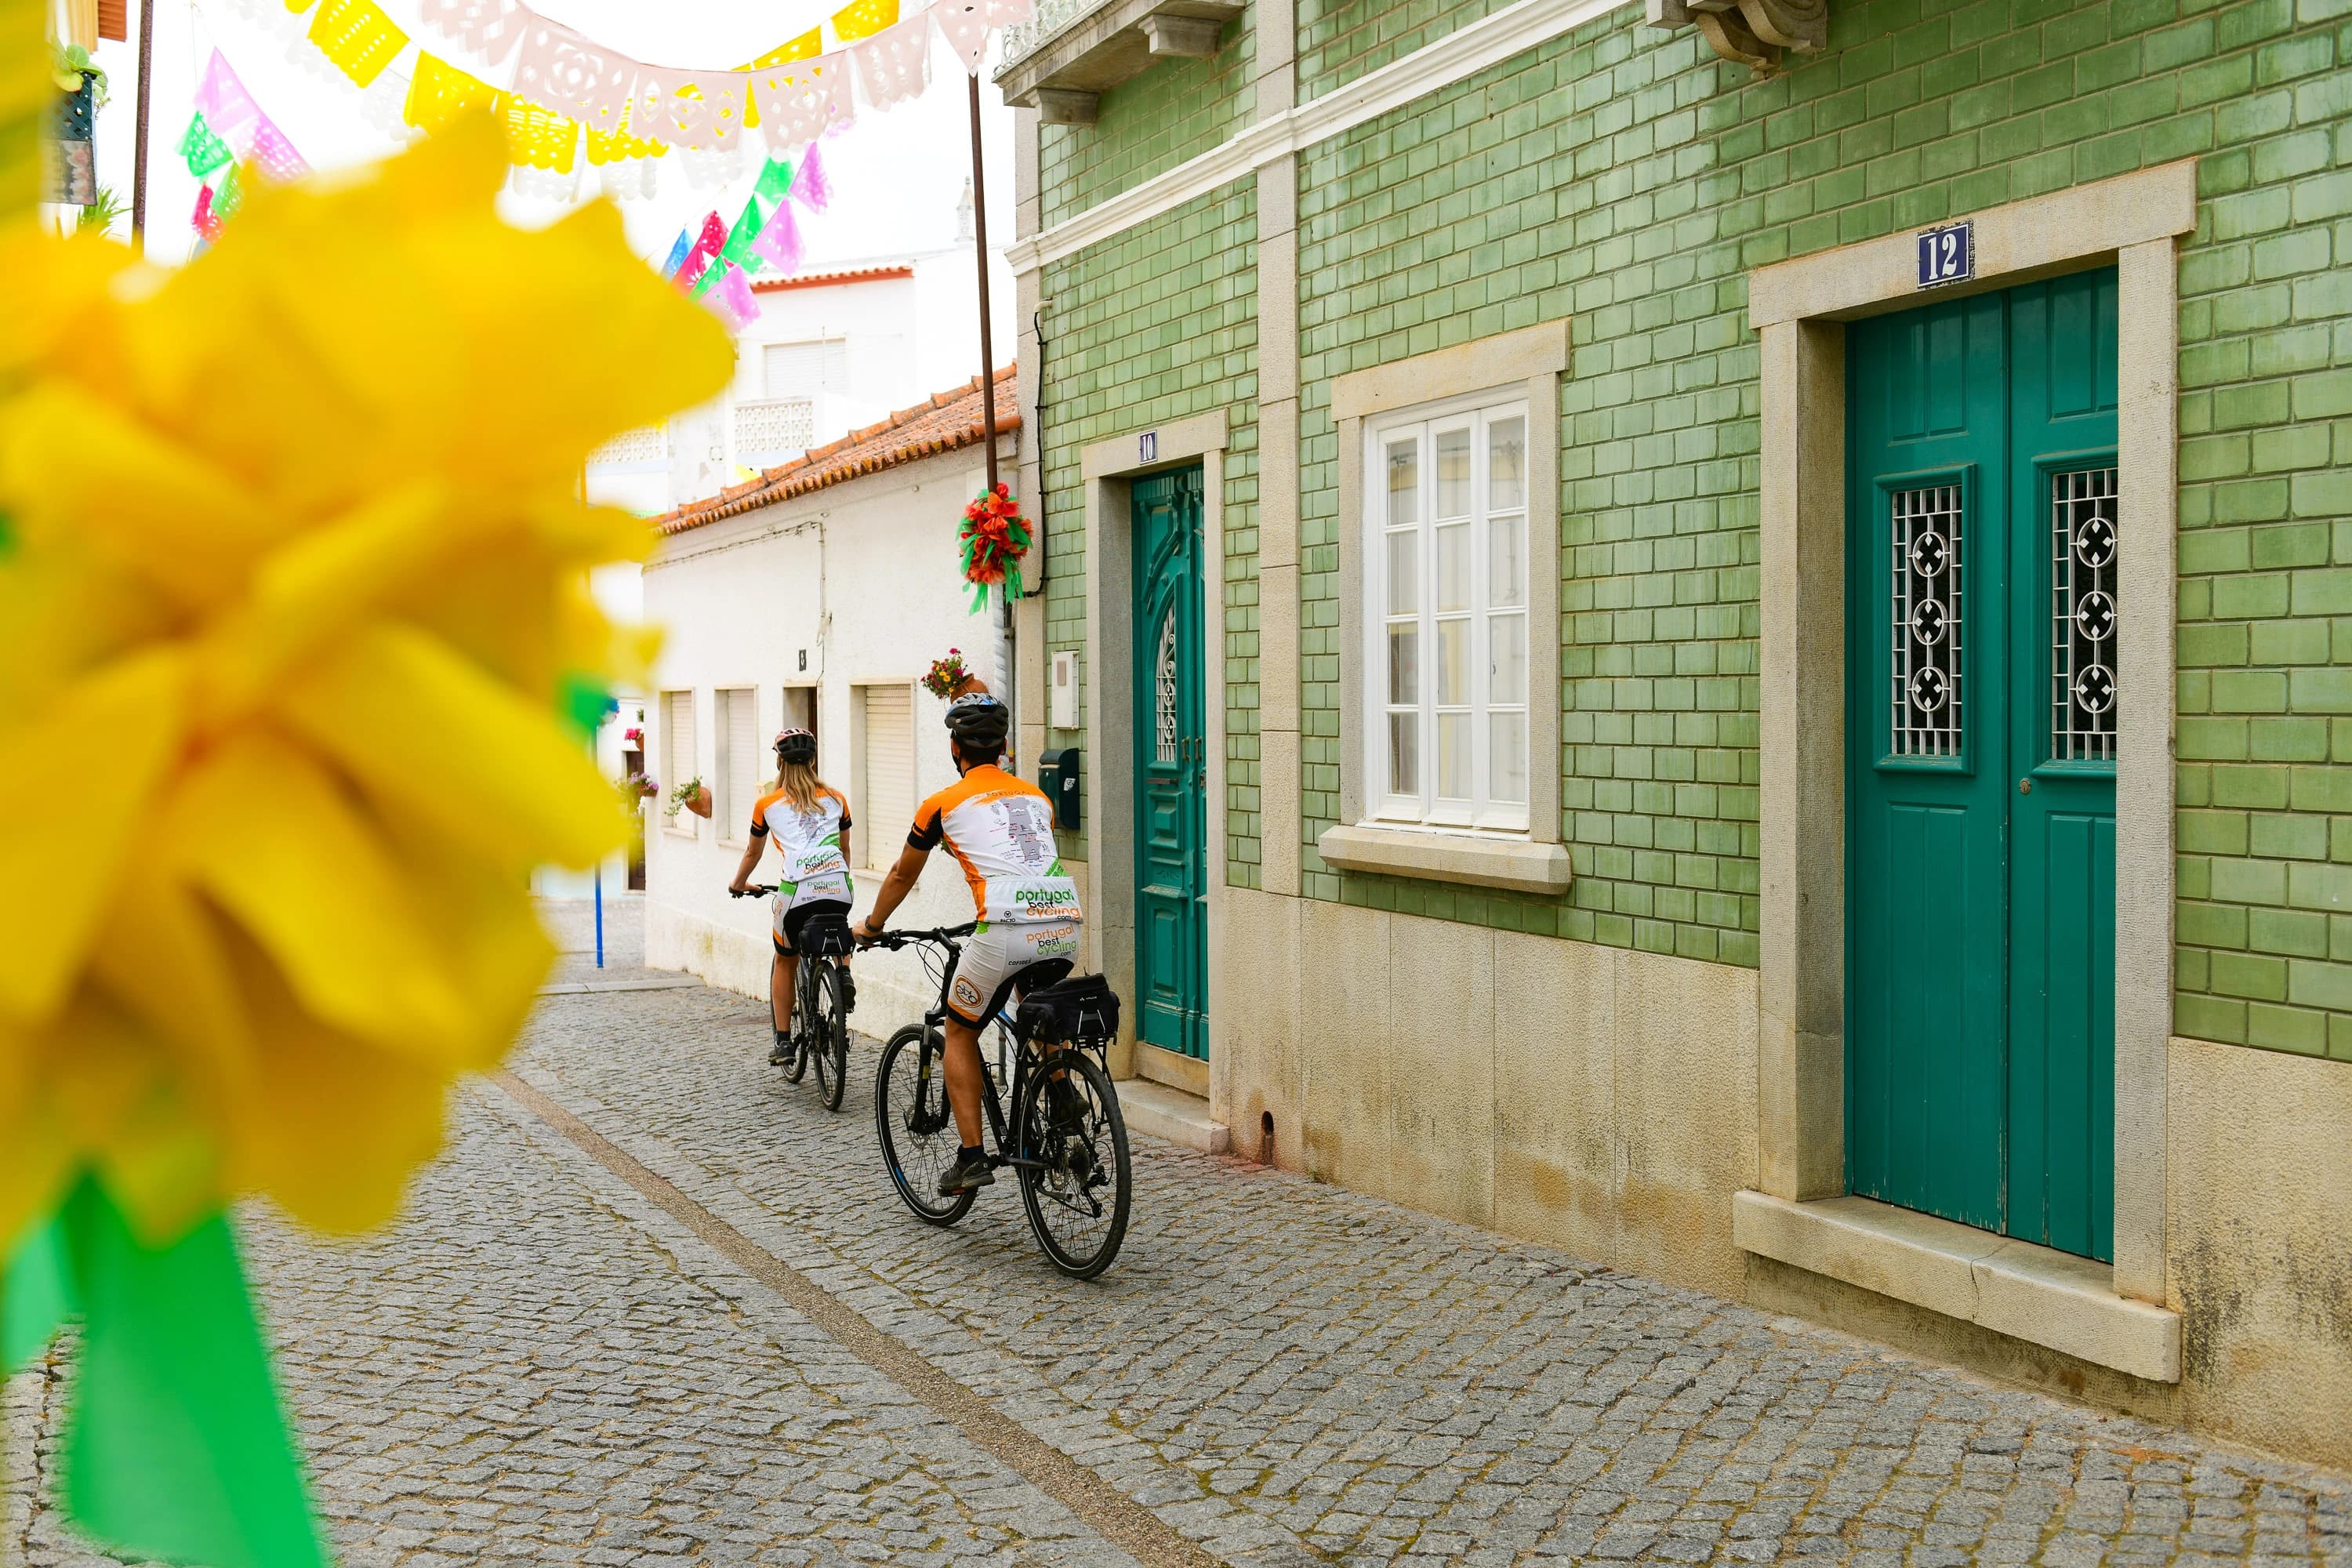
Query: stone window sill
1315,824,1572,894
1732,1191,2181,1383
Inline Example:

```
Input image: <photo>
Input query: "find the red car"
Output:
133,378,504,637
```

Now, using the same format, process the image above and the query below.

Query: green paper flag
212,162,247,223
718,194,765,275
752,156,794,206
179,112,234,180
558,672,617,739
4,1181,328,1568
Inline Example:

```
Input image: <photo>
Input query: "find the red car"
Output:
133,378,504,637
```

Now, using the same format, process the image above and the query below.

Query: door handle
2018,778,2033,795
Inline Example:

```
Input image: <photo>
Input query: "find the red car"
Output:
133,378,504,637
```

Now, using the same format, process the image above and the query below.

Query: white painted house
588,227,1015,521
641,366,1019,1027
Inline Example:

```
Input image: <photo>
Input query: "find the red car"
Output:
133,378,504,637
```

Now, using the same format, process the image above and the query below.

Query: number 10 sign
1917,220,1974,289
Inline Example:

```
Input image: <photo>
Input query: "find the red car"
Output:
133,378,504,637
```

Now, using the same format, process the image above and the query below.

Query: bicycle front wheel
817,960,850,1112
1016,1049,1131,1279
874,1025,974,1226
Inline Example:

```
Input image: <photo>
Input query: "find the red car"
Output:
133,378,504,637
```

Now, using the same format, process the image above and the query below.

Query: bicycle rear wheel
817,960,850,1112
1016,1049,1131,1279
875,1025,975,1225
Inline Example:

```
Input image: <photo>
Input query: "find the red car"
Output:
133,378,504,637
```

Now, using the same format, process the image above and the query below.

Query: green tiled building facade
1002,0,2352,1461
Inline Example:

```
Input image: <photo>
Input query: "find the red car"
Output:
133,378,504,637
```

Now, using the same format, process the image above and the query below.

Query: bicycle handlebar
729,884,775,898
858,920,979,950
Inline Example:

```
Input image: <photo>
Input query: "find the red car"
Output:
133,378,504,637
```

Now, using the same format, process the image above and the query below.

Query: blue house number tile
1917,222,1973,289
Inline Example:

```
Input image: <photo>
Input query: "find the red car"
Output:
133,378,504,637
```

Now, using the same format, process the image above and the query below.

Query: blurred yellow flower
0,118,733,1249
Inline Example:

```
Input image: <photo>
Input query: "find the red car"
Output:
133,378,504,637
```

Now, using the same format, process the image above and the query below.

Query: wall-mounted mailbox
1038,747,1080,831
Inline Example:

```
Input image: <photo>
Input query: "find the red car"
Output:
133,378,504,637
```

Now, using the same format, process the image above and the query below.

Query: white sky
82,0,1019,271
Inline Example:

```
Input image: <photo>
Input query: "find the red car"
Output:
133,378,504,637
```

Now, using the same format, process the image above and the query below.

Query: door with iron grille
1846,268,2119,1258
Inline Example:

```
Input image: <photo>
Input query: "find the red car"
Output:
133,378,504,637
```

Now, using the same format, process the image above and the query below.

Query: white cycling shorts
944,920,1082,1025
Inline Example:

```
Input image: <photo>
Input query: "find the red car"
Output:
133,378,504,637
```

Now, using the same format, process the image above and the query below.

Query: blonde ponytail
775,757,830,812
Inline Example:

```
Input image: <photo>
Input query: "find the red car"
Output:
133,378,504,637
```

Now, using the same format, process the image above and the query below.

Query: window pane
1388,713,1419,798
1435,618,1470,704
1436,428,1471,518
1488,416,1526,512
1490,513,1525,608
1435,522,1470,612
1385,438,1418,527
1488,713,1528,805
1436,712,1471,800
1385,529,1418,616
1490,612,1526,703
1387,625,1419,704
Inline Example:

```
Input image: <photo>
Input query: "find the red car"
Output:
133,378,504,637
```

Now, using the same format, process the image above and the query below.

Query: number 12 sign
1917,221,1974,289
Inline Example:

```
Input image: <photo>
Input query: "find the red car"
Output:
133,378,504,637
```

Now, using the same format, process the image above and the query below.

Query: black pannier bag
1018,972,1120,1044
797,912,856,957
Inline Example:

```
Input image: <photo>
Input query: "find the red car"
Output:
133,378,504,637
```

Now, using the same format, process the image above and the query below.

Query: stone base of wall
1216,887,1760,1300
1210,888,2352,1470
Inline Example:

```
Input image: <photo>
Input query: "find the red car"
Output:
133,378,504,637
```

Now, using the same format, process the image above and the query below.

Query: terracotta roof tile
749,263,913,293
654,365,1018,536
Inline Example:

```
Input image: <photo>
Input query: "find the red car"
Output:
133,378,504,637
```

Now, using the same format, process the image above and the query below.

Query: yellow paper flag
742,28,822,69
585,114,667,165
402,54,499,136
828,0,898,43
502,96,580,174
309,0,409,89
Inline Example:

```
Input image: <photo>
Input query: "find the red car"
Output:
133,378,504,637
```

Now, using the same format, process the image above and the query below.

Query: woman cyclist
728,728,855,1064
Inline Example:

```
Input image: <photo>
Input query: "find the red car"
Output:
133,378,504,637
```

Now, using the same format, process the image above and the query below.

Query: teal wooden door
1846,269,2118,1259
1132,467,1209,1058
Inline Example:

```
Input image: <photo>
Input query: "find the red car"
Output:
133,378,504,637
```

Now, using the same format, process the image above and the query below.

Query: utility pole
129,0,155,251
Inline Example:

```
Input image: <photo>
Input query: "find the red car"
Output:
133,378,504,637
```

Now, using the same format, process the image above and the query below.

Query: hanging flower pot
923,648,991,701
667,776,711,820
956,483,1033,612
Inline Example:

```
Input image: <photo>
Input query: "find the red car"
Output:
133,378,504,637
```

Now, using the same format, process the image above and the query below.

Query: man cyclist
857,693,1081,1195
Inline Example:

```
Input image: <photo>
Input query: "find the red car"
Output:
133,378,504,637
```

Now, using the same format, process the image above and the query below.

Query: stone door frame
1749,162,2197,1323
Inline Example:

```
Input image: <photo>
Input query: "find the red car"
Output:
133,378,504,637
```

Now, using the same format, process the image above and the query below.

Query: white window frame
1322,321,1569,895
1363,394,1532,836
660,688,699,840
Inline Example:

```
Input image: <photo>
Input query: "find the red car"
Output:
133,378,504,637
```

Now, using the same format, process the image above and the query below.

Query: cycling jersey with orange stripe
906,765,1082,925
750,785,854,912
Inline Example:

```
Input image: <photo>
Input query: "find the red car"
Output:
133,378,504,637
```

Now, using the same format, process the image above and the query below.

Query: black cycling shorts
775,898,853,955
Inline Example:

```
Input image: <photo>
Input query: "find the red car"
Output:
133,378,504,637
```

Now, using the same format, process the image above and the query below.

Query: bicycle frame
902,927,1071,1175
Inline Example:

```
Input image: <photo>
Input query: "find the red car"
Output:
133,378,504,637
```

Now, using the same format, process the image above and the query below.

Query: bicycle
862,923,1132,1279
731,886,855,1112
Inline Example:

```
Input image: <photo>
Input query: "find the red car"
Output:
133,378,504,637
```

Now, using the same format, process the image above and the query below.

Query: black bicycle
864,923,1132,1279
732,887,854,1112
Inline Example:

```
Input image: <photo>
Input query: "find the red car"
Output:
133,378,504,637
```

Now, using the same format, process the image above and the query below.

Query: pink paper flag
750,198,806,273
749,56,851,153
419,0,528,66
192,183,222,242
247,118,310,181
710,263,761,330
851,14,933,111
980,0,1035,20
192,49,263,148
511,18,637,129
932,1,994,74
691,209,729,258
791,137,831,212
628,64,750,150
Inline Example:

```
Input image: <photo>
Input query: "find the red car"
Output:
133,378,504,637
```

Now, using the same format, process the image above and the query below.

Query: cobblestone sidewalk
8,975,2350,1567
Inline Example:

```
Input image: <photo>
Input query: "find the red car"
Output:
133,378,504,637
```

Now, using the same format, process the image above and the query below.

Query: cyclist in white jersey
728,728,855,1064
858,694,1083,1195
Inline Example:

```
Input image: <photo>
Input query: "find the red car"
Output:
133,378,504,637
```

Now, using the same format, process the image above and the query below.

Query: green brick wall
2172,7,2352,1059
1039,14,1257,227
1036,180,1261,868
1296,0,1516,99
1036,0,2352,1054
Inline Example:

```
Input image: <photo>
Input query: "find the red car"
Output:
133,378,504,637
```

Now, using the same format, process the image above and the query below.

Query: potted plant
667,775,711,820
922,648,989,702
618,771,658,808
623,725,644,748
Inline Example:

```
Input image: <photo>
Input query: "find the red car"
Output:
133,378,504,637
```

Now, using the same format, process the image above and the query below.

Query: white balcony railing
732,398,816,465
587,423,669,469
1000,0,1112,70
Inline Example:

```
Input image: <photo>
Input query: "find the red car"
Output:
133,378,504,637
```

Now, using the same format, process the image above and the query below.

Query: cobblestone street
9,946,2350,1566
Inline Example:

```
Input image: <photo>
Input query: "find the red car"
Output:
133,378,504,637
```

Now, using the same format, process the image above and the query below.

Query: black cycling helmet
943,692,1009,753
773,727,817,764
